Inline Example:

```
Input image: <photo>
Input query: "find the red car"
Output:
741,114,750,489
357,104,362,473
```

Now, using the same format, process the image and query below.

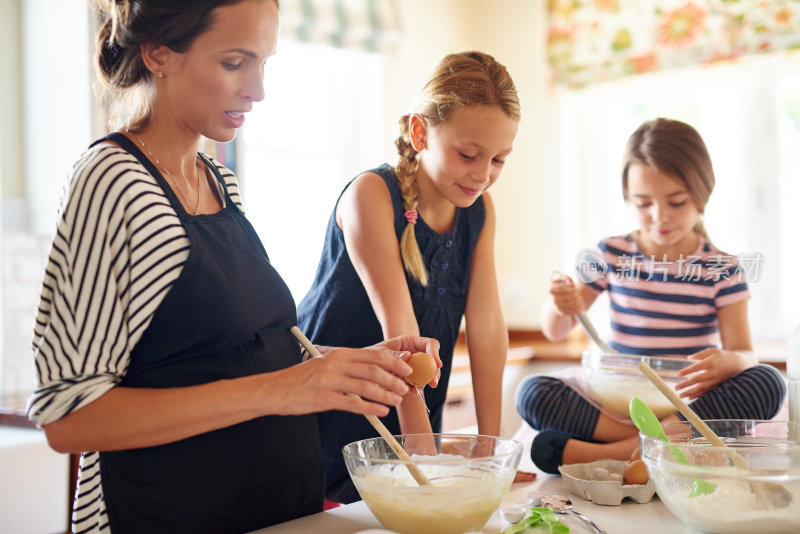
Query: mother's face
158,0,280,142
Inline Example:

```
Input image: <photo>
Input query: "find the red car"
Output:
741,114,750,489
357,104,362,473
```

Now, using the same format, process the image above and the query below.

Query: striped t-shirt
581,234,750,356
26,141,243,534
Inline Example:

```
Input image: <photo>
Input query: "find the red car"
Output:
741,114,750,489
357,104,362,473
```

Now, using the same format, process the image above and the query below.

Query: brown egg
405,352,436,387
623,459,650,485
629,446,641,461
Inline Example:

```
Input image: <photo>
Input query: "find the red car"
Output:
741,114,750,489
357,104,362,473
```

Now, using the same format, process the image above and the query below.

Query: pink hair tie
404,210,418,224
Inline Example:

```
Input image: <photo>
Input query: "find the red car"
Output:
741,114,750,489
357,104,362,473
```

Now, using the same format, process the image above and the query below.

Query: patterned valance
278,0,401,53
548,0,800,89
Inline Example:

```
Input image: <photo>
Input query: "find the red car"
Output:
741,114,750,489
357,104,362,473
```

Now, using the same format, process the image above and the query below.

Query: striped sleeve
27,144,191,426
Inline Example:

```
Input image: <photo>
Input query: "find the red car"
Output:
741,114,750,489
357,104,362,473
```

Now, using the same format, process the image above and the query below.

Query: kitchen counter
251,475,696,534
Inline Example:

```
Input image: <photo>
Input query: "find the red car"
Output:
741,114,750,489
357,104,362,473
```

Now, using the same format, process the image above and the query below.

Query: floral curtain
548,0,800,88
278,0,401,53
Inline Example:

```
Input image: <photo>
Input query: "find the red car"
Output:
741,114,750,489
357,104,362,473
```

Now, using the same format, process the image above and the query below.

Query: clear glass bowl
641,420,800,534
582,350,692,418
343,433,522,534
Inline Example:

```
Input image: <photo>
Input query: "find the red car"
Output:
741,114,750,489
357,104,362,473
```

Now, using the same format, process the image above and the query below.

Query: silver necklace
130,131,201,215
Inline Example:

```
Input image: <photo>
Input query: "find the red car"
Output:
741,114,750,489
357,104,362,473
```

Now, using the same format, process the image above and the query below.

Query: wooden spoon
290,326,431,486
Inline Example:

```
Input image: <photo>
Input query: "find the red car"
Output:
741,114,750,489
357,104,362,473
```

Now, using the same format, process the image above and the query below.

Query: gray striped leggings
515,364,786,439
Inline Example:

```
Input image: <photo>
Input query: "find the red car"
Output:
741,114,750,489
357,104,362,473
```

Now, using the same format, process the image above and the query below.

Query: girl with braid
298,51,521,504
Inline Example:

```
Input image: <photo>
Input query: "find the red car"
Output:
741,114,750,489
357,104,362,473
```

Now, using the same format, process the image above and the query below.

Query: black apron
97,133,324,533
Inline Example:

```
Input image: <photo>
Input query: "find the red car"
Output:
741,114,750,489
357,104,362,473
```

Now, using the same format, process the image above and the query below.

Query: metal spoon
550,271,614,353
539,494,606,534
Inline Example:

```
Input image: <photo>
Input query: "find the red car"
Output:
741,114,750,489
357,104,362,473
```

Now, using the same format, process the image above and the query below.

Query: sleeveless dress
98,133,324,533
297,163,485,503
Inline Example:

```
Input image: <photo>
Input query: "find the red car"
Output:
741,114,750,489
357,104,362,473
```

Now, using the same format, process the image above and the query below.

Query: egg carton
558,459,655,505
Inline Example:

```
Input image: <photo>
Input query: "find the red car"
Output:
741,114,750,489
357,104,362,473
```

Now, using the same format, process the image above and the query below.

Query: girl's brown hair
621,118,715,241
394,51,520,285
93,0,277,131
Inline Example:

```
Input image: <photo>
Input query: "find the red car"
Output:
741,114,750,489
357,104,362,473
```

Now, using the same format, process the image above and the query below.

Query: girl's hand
675,348,754,399
549,275,585,316
371,335,443,388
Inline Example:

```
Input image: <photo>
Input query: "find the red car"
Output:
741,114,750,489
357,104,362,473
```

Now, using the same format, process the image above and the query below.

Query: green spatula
629,397,715,497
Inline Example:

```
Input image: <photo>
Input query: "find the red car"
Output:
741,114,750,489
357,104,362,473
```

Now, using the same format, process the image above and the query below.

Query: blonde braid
395,115,429,286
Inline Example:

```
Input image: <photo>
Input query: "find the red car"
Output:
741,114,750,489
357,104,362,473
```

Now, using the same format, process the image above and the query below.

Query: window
1,0,91,396
556,52,800,345
239,39,385,301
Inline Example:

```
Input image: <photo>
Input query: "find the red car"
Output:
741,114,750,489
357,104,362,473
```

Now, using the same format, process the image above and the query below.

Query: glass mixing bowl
343,433,522,534
641,419,800,534
582,350,692,419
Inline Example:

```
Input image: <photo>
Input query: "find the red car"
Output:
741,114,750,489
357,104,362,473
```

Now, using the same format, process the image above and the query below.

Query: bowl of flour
641,419,799,533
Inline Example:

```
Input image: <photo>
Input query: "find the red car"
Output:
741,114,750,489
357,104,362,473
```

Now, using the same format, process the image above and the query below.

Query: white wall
384,0,557,328
0,0,23,200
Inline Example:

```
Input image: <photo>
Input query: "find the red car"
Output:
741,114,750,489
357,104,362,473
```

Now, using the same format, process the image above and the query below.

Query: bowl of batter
343,433,522,534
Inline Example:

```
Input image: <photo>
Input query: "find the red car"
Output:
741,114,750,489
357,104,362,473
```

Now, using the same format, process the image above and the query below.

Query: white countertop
251,475,697,534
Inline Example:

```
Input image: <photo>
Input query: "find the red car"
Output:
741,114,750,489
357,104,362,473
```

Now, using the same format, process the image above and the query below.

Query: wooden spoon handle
638,361,749,468
290,326,431,486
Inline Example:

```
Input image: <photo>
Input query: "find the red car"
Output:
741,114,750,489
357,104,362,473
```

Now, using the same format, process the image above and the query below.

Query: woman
27,1,437,532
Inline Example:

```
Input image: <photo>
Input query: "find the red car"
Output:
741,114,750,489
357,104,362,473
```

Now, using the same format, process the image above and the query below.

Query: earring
157,71,164,78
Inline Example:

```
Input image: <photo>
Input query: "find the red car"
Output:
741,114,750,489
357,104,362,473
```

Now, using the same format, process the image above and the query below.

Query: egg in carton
557,459,655,505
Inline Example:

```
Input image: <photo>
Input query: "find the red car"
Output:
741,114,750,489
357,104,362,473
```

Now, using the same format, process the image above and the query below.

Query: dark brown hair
622,118,715,240
394,51,520,285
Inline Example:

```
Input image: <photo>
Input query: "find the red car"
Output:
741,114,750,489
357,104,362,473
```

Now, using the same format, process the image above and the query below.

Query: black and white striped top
27,141,243,534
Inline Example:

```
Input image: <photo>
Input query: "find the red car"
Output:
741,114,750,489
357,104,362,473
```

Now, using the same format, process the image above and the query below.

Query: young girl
297,51,520,503
516,118,786,473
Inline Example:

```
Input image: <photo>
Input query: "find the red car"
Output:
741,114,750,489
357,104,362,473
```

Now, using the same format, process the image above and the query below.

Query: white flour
656,477,799,533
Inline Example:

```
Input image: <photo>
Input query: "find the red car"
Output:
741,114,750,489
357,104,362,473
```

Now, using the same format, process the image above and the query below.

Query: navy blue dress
297,163,485,503
98,133,324,533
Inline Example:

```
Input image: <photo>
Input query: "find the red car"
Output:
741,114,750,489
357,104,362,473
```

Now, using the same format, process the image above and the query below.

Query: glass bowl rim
582,349,693,370
640,419,800,453
341,433,523,465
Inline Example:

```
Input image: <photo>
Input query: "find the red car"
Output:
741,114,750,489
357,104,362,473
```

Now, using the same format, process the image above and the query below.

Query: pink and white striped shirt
582,234,749,356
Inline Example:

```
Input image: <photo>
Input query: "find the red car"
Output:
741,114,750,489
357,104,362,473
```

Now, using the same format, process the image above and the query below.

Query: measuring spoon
629,397,715,497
